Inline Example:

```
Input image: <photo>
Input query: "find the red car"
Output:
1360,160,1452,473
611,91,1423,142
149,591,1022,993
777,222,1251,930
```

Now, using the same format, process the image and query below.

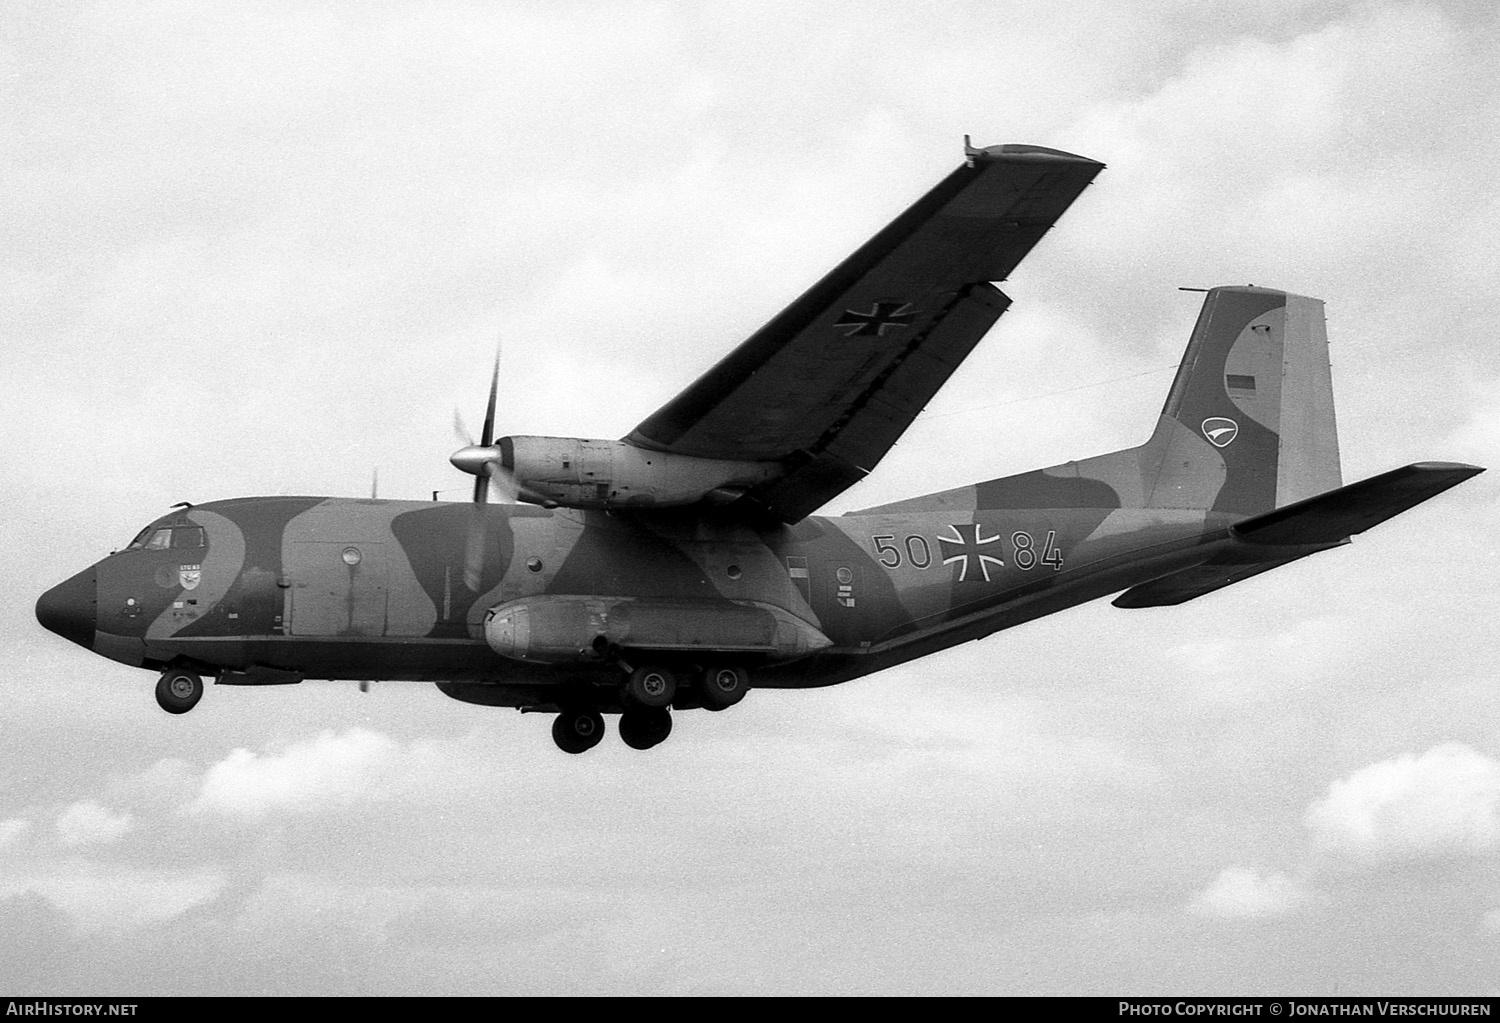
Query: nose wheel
155,668,204,715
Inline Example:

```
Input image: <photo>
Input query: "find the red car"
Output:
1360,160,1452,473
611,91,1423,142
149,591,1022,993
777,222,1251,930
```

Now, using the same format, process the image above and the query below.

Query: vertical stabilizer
854,285,1344,519
1143,286,1341,516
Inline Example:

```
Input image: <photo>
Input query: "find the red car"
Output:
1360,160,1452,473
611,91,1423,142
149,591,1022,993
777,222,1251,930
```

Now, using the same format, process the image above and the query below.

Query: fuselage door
288,542,388,637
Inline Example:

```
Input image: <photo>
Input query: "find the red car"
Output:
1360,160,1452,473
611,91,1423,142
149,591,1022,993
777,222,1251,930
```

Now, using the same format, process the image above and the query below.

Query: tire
155,669,203,715
618,707,672,750
625,665,676,709
700,665,748,711
552,708,605,754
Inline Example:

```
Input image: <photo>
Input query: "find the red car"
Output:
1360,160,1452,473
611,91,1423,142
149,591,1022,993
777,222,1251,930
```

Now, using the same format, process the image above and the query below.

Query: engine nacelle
484,595,832,664
498,436,779,510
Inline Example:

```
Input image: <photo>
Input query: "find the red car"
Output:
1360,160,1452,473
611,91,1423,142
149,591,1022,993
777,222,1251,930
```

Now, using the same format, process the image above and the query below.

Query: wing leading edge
625,142,1105,522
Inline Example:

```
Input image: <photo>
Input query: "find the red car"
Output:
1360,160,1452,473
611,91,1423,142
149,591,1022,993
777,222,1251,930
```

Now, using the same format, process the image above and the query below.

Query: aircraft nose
36,564,98,650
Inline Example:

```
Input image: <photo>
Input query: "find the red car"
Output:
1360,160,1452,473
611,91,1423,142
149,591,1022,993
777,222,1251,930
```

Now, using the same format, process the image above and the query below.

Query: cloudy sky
4,0,1500,996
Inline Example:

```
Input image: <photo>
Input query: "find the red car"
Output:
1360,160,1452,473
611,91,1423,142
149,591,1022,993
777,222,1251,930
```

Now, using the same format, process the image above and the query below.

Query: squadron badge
178,565,201,591
1201,417,1239,448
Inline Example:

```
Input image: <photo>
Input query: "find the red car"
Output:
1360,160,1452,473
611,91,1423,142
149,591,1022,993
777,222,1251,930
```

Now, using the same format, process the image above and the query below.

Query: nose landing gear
155,668,204,715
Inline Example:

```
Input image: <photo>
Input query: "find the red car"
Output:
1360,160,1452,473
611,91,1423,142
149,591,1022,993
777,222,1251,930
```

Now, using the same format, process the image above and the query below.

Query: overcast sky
4,0,1499,996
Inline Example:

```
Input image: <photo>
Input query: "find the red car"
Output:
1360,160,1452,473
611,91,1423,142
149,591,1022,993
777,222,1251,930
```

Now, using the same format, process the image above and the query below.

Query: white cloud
20,865,225,934
0,818,29,848
1187,867,1303,919
1305,743,1500,863
55,802,133,847
190,728,401,817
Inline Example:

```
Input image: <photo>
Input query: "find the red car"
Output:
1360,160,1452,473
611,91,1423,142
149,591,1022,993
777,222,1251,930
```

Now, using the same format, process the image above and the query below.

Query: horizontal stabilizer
1111,551,1321,608
1113,461,1482,608
1231,461,1483,546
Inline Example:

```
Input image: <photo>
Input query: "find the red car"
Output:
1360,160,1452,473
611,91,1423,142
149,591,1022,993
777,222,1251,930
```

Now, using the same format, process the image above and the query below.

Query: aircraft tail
853,286,1343,517
1136,285,1341,516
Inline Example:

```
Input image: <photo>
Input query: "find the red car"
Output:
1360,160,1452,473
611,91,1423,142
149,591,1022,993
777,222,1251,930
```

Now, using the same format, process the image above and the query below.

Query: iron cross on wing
833,301,918,338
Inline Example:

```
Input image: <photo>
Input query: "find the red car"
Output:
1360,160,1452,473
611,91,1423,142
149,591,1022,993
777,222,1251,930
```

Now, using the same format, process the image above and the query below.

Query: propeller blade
483,459,522,503
457,344,510,587
479,348,500,448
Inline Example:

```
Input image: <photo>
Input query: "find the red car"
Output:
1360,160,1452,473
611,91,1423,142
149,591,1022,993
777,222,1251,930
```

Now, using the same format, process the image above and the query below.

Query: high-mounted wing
624,141,1105,522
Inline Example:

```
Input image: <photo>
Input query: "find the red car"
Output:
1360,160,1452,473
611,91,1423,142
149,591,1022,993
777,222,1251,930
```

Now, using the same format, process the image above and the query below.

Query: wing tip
1408,460,1485,475
964,137,1104,168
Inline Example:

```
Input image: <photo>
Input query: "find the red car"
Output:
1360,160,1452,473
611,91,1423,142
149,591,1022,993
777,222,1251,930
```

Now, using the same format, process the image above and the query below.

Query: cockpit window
172,526,205,548
134,525,206,551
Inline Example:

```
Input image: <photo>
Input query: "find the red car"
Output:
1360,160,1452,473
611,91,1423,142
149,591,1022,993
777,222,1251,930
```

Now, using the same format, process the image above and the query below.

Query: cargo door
289,542,388,637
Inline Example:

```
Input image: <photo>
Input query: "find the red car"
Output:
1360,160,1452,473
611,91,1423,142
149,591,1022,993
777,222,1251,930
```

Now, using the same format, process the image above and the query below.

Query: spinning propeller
449,350,523,591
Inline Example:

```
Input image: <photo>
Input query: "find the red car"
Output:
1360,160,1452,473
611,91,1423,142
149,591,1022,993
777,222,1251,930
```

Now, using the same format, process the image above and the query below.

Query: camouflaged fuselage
85,489,1246,704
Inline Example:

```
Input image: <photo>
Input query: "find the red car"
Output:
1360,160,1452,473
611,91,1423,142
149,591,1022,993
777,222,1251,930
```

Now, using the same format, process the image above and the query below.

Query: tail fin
1139,286,1341,515
853,285,1343,518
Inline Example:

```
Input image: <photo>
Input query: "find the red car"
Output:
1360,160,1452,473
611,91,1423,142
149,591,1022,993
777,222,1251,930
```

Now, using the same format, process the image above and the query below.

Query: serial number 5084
870,530,1063,573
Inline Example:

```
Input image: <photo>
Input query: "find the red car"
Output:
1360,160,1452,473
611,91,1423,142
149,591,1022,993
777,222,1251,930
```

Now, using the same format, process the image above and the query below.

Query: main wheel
552,708,606,755
155,668,203,715
625,665,677,709
618,707,672,750
700,665,748,712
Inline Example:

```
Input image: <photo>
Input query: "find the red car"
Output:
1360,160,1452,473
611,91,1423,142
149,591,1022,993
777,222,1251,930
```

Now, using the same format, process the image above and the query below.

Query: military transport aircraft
36,140,1483,753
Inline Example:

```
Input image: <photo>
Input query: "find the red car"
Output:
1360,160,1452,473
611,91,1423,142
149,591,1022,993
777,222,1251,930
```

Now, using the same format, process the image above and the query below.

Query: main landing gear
155,668,204,715
618,707,672,750
546,661,752,753
624,665,676,708
699,664,748,712
552,707,606,755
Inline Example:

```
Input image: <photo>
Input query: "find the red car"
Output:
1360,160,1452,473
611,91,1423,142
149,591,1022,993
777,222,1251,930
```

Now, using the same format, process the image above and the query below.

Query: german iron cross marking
938,523,1005,583
833,301,918,338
